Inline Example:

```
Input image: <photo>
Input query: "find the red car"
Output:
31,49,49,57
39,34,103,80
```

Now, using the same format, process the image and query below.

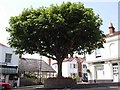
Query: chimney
48,58,51,66
109,22,115,34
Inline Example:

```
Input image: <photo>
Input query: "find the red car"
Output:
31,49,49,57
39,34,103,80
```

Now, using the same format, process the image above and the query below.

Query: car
0,82,11,90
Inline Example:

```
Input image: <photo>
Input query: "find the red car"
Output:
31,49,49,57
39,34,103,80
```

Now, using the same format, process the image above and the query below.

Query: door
113,65,118,82
96,65,104,79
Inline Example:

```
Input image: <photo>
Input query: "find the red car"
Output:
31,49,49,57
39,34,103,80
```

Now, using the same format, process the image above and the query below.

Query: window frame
73,64,76,68
95,48,101,58
5,53,12,63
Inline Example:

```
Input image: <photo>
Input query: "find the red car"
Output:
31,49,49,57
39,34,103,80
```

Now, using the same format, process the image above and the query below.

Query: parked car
0,82,11,90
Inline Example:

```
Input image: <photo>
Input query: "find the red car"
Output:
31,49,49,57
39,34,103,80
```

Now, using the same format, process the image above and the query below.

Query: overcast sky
0,0,119,60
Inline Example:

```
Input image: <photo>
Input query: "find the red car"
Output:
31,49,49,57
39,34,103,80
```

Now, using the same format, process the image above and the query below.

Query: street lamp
39,56,42,83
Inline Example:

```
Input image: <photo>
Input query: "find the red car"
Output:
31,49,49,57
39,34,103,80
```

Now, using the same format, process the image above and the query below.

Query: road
11,85,43,90
11,86,120,90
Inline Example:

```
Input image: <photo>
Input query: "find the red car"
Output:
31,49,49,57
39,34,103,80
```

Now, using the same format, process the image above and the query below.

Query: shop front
0,65,18,87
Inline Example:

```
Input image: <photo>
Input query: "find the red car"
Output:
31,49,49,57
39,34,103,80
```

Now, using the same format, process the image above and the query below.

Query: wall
104,63,113,80
85,33,120,82
52,59,78,77
0,44,19,86
1,45,19,66
0,45,3,62
86,35,120,62
69,60,78,77
62,62,69,77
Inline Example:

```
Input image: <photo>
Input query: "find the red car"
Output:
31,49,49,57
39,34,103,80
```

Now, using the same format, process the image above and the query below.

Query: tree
6,2,105,78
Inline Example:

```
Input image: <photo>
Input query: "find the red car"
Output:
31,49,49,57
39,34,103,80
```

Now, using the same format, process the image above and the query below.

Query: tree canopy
7,2,105,77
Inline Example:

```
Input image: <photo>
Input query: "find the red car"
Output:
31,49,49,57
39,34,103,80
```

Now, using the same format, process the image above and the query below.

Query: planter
44,77,77,88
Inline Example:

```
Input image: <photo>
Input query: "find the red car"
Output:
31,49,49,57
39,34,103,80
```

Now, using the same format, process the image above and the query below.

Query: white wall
88,64,95,80
104,63,113,79
0,45,19,66
62,62,69,77
86,34,120,82
52,59,78,77
0,45,3,62
86,35,120,62
69,60,78,75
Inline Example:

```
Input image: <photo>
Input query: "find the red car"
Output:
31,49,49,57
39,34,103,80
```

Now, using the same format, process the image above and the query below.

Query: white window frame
95,48,101,58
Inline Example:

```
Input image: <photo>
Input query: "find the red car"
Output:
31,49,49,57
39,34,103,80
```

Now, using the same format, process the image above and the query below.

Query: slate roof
18,58,56,73
52,56,85,65
0,43,8,47
64,57,86,63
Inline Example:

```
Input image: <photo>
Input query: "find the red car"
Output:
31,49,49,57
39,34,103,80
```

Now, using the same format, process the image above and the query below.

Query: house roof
0,43,8,47
105,23,120,38
106,30,120,38
52,56,85,65
18,58,56,73
64,56,86,63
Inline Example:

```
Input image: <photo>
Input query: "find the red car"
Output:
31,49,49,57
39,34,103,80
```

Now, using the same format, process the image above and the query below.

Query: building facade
52,56,85,81
0,43,19,86
85,23,120,83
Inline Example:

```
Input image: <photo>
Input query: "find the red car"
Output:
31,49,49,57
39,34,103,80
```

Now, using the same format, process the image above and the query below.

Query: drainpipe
118,62,120,82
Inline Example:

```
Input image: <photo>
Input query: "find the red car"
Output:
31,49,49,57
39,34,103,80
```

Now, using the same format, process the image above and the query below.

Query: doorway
112,63,118,82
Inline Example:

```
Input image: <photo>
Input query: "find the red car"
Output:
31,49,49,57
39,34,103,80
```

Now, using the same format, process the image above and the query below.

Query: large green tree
7,2,105,77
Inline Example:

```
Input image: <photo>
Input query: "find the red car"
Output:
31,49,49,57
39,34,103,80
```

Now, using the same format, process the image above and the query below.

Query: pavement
11,85,44,90
11,82,120,90
12,86,120,90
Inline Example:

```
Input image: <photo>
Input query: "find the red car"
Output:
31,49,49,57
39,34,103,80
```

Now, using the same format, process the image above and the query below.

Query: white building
52,56,85,81
0,43,19,86
85,23,120,83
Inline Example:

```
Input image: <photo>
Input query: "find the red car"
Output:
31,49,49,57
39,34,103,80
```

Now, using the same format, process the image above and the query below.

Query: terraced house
85,23,120,83
52,56,86,81
0,43,19,86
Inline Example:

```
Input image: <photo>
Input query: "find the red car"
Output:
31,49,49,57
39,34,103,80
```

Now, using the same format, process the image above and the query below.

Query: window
95,48,101,58
83,64,87,68
70,63,77,68
96,65,104,79
73,73,76,77
5,53,12,63
110,43,116,57
73,64,76,68
112,63,118,74
71,73,76,77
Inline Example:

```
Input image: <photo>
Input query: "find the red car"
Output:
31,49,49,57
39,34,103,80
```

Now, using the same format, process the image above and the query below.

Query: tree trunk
57,59,63,78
